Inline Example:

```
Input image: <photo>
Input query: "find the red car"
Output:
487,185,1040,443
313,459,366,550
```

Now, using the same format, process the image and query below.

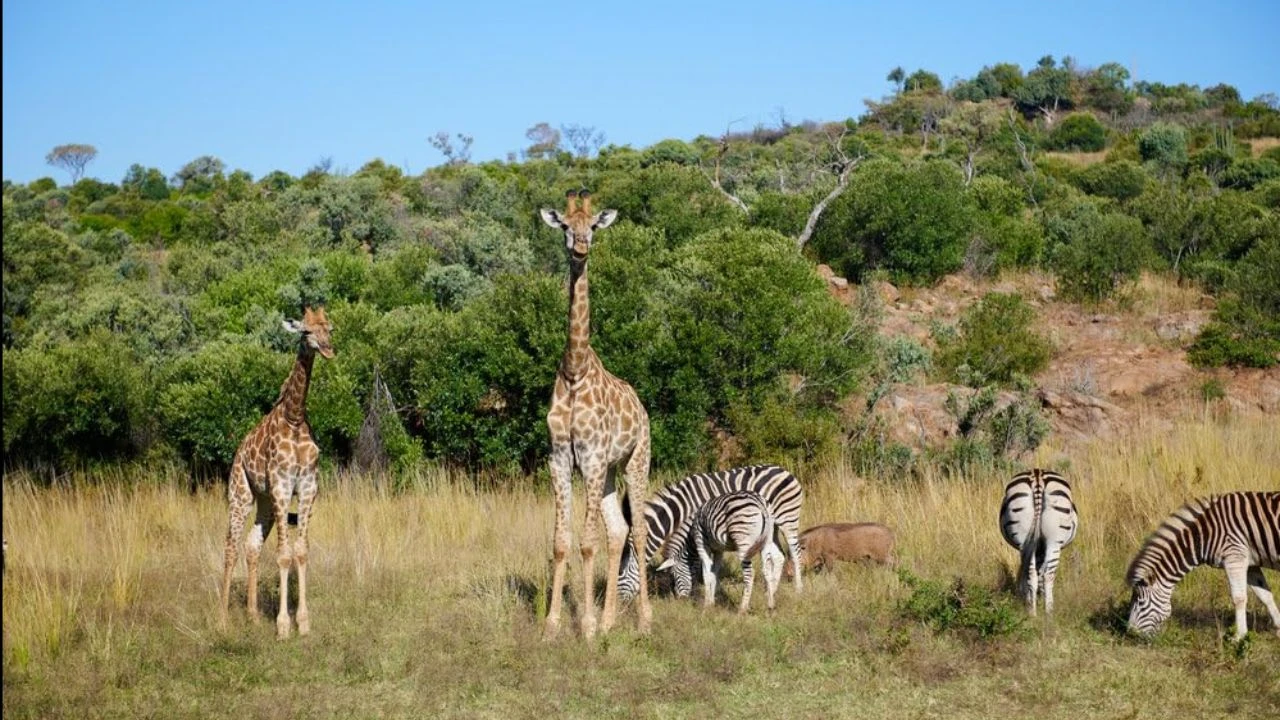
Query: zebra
618,464,804,602
998,469,1079,616
1127,491,1280,640
662,490,783,613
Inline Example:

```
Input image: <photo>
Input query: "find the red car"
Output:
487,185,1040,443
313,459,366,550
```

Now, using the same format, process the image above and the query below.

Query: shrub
811,159,975,284
1075,160,1148,201
936,293,1052,387
409,273,564,471
601,163,744,247
1047,113,1107,152
1188,236,1280,368
1218,157,1280,190
156,340,292,470
1045,201,1151,302
1138,122,1189,175
3,331,149,468
898,570,1027,638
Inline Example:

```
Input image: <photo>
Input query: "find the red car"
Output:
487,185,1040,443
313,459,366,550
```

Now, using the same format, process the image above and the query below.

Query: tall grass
4,416,1278,718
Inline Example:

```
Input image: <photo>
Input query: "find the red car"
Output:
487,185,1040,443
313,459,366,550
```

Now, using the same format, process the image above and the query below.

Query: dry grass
1249,136,1280,157
1043,150,1109,167
4,417,1280,718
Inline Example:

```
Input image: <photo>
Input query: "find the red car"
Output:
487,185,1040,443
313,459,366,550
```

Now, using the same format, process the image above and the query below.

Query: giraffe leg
623,438,652,633
244,501,275,624
1245,566,1280,638
273,478,294,640
294,471,318,636
598,470,626,635
219,463,252,628
544,442,574,641
578,455,607,640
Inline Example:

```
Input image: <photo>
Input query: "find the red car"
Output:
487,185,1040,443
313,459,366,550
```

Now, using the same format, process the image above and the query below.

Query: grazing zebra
662,491,783,613
618,464,803,602
1127,491,1280,640
998,469,1079,616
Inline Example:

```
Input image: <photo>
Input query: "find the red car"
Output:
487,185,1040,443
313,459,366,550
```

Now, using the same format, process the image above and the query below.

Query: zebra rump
618,464,803,601
998,468,1078,615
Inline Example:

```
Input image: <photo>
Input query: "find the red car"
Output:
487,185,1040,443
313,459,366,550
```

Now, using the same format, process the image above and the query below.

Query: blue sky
4,0,1278,185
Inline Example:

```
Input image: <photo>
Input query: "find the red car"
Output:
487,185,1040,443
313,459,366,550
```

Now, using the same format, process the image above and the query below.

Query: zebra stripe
619,464,803,601
998,469,1078,616
672,491,782,613
1127,491,1280,640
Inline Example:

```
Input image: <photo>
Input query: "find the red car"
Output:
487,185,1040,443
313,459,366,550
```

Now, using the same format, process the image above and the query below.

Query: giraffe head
282,306,335,359
540,189,618,258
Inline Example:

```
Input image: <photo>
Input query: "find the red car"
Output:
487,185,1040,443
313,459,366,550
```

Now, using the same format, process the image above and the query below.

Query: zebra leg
697,536,717,608
1224,555,1251,641
1022,546,1039,617
1041,544,1060,616
738,554,754,615
1245,567,1280,638
623,438,652,633
786,525,803,594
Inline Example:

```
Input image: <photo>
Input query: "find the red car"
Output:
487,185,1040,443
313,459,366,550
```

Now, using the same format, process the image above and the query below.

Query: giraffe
218,305,334,639
540,189,652,640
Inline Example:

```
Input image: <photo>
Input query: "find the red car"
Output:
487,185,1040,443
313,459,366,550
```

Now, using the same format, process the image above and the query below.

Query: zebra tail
745,512,775,561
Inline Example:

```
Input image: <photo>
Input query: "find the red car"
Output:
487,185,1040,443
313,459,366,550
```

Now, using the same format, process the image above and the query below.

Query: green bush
156,340,292,469
1189,236,1280,368
409,273,564,471
1046,201,1151,302
1047,113,1107,152
936,293,1052,387
898,570,1027,638
3,331,149,468
602,163,744,247
1138,122,1189,176
811,159,976,285
1075,160,1148,201
1218,157,1280,190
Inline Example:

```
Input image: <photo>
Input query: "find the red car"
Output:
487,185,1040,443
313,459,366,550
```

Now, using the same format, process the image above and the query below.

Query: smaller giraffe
219,306,334,639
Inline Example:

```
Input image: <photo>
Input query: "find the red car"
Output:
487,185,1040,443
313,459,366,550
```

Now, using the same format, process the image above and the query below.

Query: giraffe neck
562,255,592,380
276,345,316,425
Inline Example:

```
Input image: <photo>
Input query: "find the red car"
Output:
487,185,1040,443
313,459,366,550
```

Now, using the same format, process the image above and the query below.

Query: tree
904,69,944,94
172,155,226,194
560,124,606,158
523,122,561,160
1013,56,1073,124
887,67,906,95
1082,62,1132,115
45,144,98,183
941,102,1004,184
429,131,474,166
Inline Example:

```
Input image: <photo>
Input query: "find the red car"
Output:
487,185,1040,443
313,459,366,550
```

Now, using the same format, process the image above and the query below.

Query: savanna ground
4,414,1279,719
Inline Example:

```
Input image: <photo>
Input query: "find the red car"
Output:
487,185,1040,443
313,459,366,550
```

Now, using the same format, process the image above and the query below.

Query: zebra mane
1125,495,1214,585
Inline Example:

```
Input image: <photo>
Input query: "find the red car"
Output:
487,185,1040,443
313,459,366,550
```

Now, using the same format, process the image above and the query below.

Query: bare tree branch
703,119,750,213
796,128,863,250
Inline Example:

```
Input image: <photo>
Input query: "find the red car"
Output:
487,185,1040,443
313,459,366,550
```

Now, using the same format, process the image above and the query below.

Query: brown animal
784,522,895,578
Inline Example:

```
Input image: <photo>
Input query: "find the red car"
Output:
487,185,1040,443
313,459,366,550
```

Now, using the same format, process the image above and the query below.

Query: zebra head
1127,578,1174,636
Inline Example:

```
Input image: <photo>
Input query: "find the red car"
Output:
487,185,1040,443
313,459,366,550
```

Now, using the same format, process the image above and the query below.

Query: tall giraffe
540,189,652,639
218,305,334,639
